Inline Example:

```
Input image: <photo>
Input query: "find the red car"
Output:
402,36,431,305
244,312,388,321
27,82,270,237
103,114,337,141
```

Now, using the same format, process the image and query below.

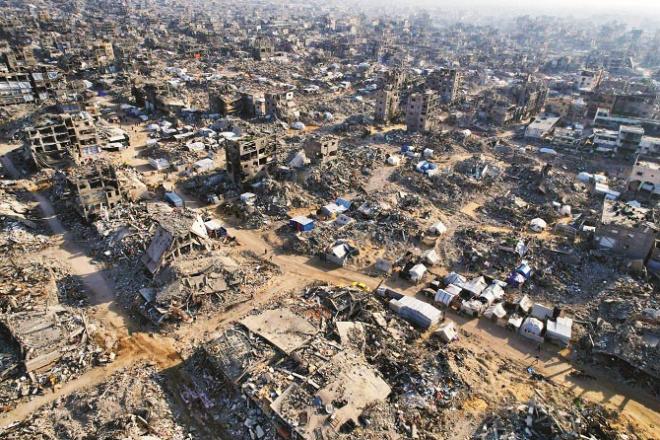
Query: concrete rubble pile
137,252,279,327
391,165,480,209
302,145,387,198
0,184,53,254
0,362,190,440
575,285,660,393
474,399,624,440
89,202,161,261
0,260,109,410
183,284,467,439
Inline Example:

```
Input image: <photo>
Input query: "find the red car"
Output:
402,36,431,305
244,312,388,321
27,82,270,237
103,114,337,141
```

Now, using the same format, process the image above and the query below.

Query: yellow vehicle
351,281,369,291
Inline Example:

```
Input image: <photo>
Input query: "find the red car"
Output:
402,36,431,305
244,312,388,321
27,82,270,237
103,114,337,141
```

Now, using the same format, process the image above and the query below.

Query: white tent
434,321,457,343
546,317,573,346
409,264,427,282
520,317,544,343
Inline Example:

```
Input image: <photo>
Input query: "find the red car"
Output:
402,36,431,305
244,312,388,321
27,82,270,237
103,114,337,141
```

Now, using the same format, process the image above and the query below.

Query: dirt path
451,314,660,436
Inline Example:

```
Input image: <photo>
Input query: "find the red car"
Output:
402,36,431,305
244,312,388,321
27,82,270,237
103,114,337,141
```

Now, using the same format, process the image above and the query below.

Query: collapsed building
303,135,339,164
67,161,124,221
137,255,251,326
252,36,274,61
132,80,187,116
210,88,265,118
0,260,106,407
485,74,548,125
141,210,212,275
225,134,279,184
190,285,468,439
265,90,298,122
1,44,37,70
24,113,100,168
0,70,66,107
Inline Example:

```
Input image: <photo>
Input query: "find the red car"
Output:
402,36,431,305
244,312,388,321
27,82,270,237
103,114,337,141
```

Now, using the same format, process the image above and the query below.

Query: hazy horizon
347,0,660,19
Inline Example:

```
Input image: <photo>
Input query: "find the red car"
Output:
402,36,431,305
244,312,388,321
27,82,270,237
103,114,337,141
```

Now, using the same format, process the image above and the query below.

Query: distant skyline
358,0,660,17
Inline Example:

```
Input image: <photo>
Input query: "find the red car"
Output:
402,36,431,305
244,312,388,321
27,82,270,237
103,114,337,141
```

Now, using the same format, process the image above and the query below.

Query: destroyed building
24,113,100,168
1,45,36,70
210,88,265,118
132,80,187,116
427,67,462,104
199,304,392,439
0,259,106,408
578,69,604,91
265,90,298,122
0,70,65,107
137,255,254,326
594,199,657,261
67,161,124,221
303,135,339,164
190,284,471,439
374,89,400,125
92,40,115,66
406,90,438,132
486,74,548,125
225,134,278,184
374,68,407,124
141,211,211,275
252,36,274,61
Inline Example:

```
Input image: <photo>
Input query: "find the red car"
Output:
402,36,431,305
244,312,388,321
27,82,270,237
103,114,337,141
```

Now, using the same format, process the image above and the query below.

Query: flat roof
601,200,651,228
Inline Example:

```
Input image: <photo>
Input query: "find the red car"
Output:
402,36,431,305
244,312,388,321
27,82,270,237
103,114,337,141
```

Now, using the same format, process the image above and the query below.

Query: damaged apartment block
374,68,406,125
251,36,274,61
303,135,339,164
68,161,124,221
426,67,462,104
25,113,100,169
406,89,438,133
225,134,278,184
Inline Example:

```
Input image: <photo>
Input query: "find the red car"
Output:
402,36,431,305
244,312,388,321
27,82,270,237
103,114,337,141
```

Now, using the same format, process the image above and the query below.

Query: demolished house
202,306,391,439
303,135,339,164
0,260,105,408
137,255,251,326
190,284,468,439
141,210,211,275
